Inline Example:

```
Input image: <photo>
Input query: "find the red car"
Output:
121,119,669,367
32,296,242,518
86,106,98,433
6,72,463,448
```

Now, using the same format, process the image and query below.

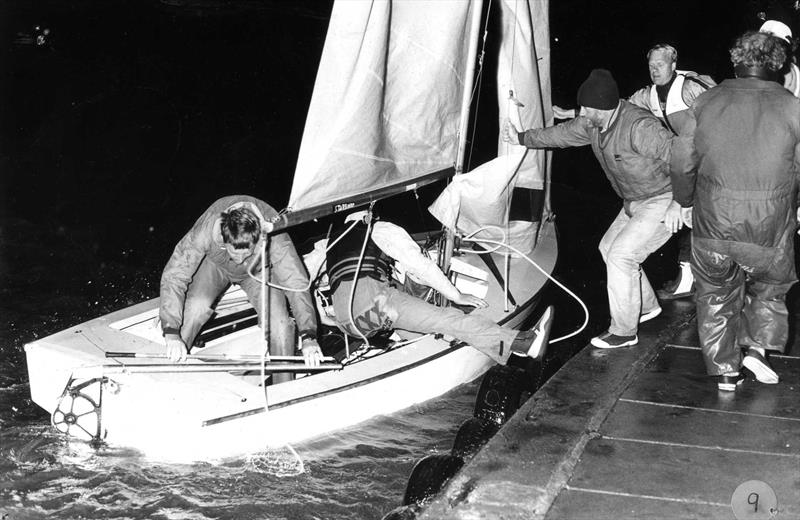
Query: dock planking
559,439,798,518
547,487,734,520
419,300,800,519
624,345,800,418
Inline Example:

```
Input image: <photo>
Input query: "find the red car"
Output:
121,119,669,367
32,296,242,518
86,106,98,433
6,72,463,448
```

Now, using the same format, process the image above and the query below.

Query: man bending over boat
159,195,322,382
315,211,553,364
504,69,674,350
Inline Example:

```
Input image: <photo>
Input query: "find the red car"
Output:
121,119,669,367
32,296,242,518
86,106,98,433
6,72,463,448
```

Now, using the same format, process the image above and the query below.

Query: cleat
590,331,638,349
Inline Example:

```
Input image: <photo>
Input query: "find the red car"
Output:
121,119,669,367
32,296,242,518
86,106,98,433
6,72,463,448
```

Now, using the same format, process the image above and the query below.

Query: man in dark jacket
669,31,800,391
159,195,322,382
504,69,674,349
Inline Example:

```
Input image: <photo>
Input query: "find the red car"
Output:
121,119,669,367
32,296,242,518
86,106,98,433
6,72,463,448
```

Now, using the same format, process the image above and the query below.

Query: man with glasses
159,195,321,382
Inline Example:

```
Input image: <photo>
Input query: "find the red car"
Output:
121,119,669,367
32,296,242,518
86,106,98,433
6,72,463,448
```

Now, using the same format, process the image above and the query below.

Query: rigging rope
461,229,589,344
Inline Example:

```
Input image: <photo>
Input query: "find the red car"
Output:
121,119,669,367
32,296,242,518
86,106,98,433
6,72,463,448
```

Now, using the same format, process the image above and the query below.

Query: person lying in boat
159,195,323,382
314,210,553,363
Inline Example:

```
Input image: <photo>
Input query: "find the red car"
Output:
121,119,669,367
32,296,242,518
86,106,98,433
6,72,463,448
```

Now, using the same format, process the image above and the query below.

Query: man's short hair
730,31,788,72
221,207,261,247
647,44,678,63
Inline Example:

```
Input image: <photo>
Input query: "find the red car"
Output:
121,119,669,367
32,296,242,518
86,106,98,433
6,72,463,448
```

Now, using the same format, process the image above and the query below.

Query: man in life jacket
759,19,800,98
320,210,553,364
669,31,800,391
627,44,715,301
554,45,715,301
159,195,323,382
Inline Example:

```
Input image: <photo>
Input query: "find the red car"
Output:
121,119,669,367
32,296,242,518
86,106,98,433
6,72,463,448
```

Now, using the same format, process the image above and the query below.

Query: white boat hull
25,220,557,462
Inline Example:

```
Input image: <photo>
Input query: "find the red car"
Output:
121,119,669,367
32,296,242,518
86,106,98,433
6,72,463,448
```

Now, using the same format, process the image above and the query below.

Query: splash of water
244,444,305,477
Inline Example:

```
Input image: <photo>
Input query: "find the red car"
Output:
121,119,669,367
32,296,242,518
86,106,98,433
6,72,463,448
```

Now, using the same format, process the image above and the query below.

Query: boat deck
420,297,800,519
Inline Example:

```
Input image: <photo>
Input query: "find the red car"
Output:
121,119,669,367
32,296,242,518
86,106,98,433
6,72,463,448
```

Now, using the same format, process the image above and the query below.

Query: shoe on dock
656,261,695,300
511,305,554,360
639,307,662,323
742,349,779,384
717,372,745,391
590,332,638,349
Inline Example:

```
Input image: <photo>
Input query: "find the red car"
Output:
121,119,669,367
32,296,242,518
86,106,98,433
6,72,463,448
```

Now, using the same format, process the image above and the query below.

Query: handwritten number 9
747,492,759,512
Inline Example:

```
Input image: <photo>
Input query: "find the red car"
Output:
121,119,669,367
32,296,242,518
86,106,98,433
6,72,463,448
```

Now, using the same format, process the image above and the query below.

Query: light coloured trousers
598,192,673,336
332,277,519,363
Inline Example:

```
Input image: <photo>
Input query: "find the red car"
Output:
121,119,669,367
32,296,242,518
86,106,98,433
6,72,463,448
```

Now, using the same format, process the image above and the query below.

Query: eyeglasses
220,242,257,256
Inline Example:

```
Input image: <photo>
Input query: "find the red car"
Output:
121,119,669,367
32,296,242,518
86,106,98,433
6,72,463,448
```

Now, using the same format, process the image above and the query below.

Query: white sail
429,0,551,252
289,0,480,214
497,0,551,189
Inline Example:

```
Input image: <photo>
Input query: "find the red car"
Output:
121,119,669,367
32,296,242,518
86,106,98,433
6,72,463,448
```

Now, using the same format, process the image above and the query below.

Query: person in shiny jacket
159,195,322,382
669,31,800,391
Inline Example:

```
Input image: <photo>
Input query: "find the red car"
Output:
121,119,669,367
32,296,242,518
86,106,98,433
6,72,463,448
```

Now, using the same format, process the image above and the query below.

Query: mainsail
289,0,481,218
288,0,550,232
429,0,552,252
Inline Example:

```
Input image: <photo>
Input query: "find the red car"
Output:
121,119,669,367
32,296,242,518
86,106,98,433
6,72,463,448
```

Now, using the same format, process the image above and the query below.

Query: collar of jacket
734,64,781,82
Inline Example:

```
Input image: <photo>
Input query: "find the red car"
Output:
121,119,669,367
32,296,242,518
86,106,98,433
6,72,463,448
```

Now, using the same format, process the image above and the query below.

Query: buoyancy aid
648,72,712,135
649,74,689,119
326,222,391,293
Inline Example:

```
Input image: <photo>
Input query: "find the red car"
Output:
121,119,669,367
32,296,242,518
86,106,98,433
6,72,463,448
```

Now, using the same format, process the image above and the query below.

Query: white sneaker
525,306,554,359
743,350,779,384
639,307,662,323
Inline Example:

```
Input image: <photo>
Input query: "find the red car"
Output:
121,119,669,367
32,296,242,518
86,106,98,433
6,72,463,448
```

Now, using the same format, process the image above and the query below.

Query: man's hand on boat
502,118,521,146
165,335,188,362
301,338,324,367
451,292,489,309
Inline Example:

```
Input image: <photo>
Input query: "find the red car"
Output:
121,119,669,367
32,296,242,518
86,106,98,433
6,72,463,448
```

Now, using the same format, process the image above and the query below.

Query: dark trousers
180,257,296,382
676,226,692,263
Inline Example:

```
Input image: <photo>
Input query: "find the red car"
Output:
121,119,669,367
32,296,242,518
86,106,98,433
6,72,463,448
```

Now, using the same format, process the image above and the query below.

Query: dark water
0,0,776,518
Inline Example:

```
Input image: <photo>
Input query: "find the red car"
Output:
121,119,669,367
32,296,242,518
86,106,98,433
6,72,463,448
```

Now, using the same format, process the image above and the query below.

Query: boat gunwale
201,286,543,427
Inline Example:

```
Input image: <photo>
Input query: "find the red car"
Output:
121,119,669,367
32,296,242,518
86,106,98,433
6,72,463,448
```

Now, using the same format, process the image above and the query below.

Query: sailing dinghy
25,0,556,462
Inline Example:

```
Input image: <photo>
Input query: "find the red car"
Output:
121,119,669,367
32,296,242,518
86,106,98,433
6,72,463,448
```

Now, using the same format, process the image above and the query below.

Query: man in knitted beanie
503,68,675,349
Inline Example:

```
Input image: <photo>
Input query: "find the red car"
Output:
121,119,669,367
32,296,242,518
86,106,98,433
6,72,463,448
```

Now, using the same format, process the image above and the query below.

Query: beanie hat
576,69,619,110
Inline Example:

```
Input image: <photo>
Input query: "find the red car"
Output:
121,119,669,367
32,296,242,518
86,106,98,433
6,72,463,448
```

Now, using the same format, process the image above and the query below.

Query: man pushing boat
504,69,674,350
159,195,323,382
313,210,554,364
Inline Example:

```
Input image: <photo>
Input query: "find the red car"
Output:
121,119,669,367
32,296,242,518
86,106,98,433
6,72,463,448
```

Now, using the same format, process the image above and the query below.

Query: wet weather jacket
519,101,673,202
628,70,715,136
670,78,800,245
670,77,800,374
159,195,317,340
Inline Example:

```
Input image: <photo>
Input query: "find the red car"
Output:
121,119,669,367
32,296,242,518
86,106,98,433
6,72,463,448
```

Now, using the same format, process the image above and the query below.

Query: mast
442,0,485,275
